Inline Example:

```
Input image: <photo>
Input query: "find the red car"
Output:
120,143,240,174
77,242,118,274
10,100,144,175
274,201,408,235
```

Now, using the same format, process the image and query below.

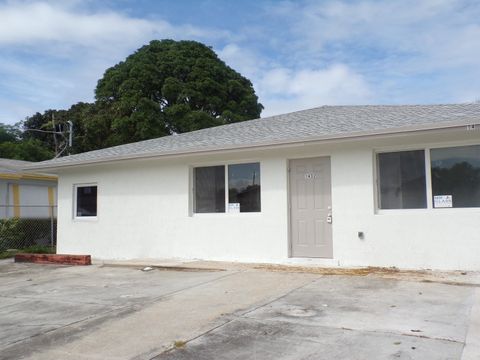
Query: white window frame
374,148,428,213
73,183,98,221
374,141,480,214
191,161,262,216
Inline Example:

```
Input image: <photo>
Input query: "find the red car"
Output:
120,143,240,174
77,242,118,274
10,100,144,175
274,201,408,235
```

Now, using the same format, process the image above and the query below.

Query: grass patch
21,245,55,254
173,340,187,349
0,250,17,260
0,245,55,259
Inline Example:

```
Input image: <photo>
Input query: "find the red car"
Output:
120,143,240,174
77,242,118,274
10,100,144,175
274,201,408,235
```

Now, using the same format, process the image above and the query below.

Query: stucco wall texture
56,129,480,270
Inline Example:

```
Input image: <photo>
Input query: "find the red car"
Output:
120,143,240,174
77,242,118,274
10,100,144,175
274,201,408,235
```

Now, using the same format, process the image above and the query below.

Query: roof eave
23,121,478,172
0,172,58,181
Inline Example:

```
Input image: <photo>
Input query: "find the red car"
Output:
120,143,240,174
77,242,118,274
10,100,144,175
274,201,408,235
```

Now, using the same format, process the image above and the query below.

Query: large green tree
22,103,95,155
0,123,19,143
7,39,263,160
89,39,263,148
0,123,53,161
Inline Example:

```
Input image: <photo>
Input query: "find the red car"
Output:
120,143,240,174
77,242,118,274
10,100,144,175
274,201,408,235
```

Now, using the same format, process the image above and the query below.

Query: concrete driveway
0,259,479,360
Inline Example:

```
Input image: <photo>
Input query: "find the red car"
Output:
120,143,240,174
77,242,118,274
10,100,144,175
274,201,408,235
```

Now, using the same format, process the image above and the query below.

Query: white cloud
258,65,372,116
262,0,480,106
1,0,480,124
0,2,226,50
0,1,231,123
278,0,480,71
217,43,371,117
217,44,265,80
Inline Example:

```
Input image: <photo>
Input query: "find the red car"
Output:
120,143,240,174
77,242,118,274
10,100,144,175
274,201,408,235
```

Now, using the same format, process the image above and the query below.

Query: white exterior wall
57,155,290,262
56,128,480,270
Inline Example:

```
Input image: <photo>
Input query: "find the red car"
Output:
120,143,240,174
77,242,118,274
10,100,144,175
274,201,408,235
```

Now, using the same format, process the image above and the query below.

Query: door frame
287,156,333,258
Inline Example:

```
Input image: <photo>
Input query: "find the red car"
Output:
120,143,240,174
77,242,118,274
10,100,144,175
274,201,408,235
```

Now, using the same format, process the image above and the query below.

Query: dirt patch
100,263,225,272
98,260,480,287
420,279,480,288
252,264,418,276
151,265,225,272
173,340,187,349
252,264,480,287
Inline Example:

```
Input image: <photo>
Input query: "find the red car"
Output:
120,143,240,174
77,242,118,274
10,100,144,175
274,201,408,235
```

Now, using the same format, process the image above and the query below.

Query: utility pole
52,113,58,155
67,121,73,148
23,119,74,158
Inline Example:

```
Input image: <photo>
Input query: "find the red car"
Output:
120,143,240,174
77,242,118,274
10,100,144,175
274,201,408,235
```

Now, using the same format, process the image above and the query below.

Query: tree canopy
91,40,263,147
2,39,263,161
0,123,53,161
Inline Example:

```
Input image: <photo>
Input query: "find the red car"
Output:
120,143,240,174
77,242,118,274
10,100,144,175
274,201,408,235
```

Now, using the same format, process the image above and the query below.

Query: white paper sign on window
228,203,240,213
434,195,453,208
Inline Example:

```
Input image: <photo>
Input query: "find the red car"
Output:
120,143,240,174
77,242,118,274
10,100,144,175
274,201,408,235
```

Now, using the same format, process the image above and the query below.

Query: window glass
76,186,97,217
194,166,225,213
378,150,427,209
430,145,480,208
228,163,261,212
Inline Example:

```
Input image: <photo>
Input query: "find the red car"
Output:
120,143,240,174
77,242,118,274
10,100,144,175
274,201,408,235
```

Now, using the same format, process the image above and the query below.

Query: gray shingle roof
0,158,56,178
26,104,480,170
0,158,33,174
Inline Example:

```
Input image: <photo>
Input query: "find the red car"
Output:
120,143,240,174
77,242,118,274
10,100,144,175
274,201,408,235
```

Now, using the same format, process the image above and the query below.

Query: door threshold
285,257,338,267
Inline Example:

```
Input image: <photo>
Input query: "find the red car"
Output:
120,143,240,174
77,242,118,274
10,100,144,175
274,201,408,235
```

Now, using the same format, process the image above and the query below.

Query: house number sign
304,173,317,179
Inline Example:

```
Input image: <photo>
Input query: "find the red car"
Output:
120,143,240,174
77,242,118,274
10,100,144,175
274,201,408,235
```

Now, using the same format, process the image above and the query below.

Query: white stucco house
26,104,480,270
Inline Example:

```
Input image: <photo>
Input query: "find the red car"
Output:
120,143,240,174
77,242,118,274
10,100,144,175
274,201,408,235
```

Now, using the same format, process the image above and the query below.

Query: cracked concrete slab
0,298,111,348
155,276,477,360
461,289,480,360
155,317,464,360
0,261,316,360
245,276,474,343
0,263,228,306
0,260,478,360
0,262,235,358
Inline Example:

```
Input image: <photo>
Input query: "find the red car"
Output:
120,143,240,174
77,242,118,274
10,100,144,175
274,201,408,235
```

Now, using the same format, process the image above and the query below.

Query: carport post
50,206,54,248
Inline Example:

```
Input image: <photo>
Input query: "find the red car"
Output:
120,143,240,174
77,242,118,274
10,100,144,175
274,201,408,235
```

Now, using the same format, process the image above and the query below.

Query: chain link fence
0,205,57,255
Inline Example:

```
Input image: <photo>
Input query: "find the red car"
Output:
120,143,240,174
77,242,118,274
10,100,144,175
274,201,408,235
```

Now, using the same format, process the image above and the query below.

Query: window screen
228,163,261,212
76,185,97,217
430,145,480,208
377,150,427,209
194,166,225,213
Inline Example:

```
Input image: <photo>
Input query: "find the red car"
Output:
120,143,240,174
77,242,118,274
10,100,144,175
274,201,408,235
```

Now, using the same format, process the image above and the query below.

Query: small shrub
0,218,56,251
0,245,55,260
21,245,55,254
0,218,25,251
0,250,17,260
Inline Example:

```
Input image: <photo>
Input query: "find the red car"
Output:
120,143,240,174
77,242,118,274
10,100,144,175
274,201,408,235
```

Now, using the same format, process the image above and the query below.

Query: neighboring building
0,159,57,219
26,104,480,270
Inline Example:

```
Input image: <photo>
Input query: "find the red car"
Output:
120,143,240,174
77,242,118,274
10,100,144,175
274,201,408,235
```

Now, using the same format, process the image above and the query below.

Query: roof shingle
25,104,480,170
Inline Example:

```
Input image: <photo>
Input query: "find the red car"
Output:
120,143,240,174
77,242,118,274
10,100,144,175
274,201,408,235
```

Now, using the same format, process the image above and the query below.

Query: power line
23,120,73,158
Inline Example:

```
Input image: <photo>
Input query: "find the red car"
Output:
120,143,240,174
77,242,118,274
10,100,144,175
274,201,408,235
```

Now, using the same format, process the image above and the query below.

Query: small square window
75,185,97,217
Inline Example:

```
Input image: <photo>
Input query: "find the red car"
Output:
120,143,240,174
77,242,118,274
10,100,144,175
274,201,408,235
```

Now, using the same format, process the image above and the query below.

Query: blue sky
1,0,480,124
